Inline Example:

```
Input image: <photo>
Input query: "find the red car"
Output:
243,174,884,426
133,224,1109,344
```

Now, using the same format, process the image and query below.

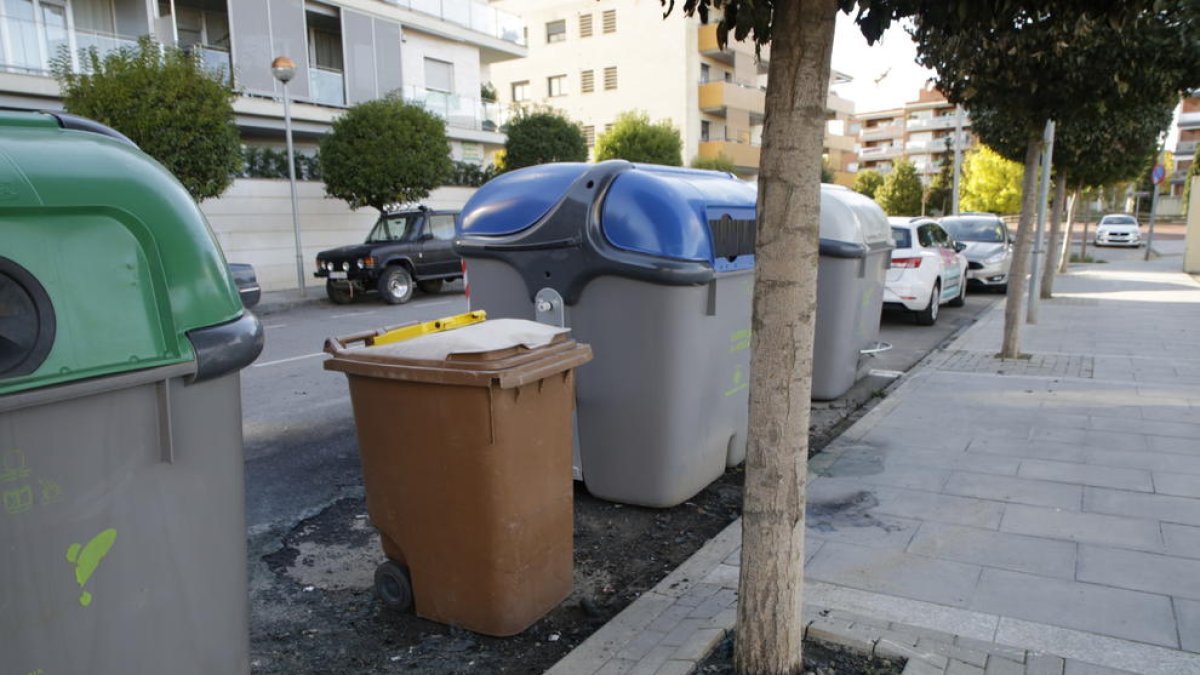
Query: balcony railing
404,85,505,133
860,145,901,159
1176,139,1197,156
862,124,901,141
906,115,966,131
1179,111,1200,129
194,45,232,84
384,0,525,45
310,66,345,107
0,16,138,76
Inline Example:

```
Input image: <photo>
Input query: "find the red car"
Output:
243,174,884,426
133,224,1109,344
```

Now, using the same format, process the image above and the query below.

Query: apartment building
853,85,975,182
1170,94,1199,199
486,0,856,180
0,0,526,290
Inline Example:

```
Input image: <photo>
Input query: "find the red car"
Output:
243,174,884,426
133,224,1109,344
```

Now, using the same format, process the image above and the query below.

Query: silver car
938,214,1013,293
1094,214,1142,247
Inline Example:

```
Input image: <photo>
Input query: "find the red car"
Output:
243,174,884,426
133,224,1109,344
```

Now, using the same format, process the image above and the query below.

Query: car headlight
983,252,1007,265
341,262,350,271
356,259,365,269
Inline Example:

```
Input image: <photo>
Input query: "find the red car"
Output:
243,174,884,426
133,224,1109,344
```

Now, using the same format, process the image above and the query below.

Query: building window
512,80,530,102
583,125,595,147
424,58,454,93
548,74,566,97
579,13,593,38
546,19,566,43
580,69,595,94
700,63,710,84
701,121,710,142
603,66,617,91
602,9,616,33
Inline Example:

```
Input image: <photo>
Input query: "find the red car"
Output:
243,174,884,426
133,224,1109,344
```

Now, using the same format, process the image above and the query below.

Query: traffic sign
1152,164,1166,185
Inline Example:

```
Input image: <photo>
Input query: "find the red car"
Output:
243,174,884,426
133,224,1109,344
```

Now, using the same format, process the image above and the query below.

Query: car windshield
941,218,1006,243
891,227,912,249
1101,216,1137,225
366,213,422,243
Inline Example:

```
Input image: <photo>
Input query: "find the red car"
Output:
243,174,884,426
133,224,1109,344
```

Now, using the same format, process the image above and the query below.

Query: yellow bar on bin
369,310,488,346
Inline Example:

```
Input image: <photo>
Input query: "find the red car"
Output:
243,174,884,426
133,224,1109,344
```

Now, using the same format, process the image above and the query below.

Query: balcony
1176,140,1197,156
0,15,137,76
906,115,966,131
1179,111,1200,129
698,138,760,171
862,124,901,142
859,145,902,160
309,67,345,107
404,85,506,133
697,23,768,72
698,80,765,120
395,0,525,45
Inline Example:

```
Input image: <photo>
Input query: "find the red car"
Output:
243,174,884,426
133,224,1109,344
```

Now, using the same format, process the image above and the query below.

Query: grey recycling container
456,161,755,508
0,111,263,675
811,184,893,400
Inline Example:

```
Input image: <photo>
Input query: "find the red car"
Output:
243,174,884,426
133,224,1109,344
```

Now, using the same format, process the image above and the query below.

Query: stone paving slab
547,258,1200,675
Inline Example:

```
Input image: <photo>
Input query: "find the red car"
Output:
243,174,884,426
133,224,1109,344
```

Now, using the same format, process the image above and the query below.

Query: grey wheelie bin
0,111,264,675
811,184,893,400
456,161,755,508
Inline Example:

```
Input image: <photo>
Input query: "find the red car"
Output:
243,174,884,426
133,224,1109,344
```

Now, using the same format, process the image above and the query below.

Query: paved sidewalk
549,255,1200,675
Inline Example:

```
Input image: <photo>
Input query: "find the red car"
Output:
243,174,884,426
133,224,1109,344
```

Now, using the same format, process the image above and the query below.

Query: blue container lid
458,162,756,267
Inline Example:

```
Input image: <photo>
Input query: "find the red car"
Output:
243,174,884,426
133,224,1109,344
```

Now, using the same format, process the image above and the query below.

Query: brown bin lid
324,322,592,389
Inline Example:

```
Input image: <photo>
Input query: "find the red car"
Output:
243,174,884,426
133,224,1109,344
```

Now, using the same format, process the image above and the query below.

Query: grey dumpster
811,184,893,400
0,112,263,675
456,161,755,508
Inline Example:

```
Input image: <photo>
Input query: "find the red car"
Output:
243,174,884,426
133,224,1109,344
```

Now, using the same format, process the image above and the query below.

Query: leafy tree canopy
853,169,884,199
594,111,683,166
874,159,923,216
53,36,241,202
960,145,1024,214
502,108,588,171
319,97,452,214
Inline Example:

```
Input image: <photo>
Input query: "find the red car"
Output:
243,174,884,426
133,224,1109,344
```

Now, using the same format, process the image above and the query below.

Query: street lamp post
272,55,306,297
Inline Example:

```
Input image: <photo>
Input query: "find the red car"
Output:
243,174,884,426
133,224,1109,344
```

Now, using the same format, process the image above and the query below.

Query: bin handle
324,311,488,355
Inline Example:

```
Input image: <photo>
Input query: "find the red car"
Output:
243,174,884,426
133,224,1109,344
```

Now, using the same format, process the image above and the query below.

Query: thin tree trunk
1058,189,1078,273
1040,170,1067,298
1000,138,1042,359
733,1,835,673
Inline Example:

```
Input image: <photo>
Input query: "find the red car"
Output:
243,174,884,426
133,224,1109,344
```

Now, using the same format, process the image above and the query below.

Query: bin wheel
378,267,414,305
915,282,939,326
417,279,444,294
374,561,414,612
326,281,354,305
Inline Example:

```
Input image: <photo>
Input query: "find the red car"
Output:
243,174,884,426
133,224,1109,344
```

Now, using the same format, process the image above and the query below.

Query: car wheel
915,282,939,326
417,279,444,294
378,266,414,305
948,279,966,307
326,280,354,305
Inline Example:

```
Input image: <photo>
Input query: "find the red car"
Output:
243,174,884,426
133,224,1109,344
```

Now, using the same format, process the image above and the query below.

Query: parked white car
1094,214,1142,247
884,217,969,326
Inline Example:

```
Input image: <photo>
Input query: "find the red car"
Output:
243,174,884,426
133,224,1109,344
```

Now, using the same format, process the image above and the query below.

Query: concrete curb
254,291,327,317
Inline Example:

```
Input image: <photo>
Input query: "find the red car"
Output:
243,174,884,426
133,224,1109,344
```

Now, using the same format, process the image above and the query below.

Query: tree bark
1000,138,1042,359
733,1,835,673
1040,170,1068,298
1058,189,1079,273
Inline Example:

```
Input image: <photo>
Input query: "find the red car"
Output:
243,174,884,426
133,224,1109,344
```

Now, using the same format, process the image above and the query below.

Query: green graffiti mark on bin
66,528,118,607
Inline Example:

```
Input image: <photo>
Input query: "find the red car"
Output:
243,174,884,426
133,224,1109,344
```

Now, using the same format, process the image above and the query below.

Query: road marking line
264,323,289,329
253,352,325,368
331,311,379,319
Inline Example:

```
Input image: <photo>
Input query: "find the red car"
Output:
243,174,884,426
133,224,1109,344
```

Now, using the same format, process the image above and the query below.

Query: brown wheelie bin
324,316,592,636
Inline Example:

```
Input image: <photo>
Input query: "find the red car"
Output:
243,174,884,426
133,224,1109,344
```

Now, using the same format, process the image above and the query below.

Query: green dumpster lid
0,111,248,395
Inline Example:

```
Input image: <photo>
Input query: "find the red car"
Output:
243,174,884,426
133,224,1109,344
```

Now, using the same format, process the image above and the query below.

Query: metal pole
282,84,306,297
1027,119,1055,324
952,105,964,215
1144,180,1159,262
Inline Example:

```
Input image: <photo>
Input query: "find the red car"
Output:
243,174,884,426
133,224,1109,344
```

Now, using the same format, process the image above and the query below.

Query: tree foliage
924,158,954,216
690,154,737,172
53,36,241,202
852,169,884,198
874,159,923,215
502,108,588,171
960,146,1024,214
594,111,683,166
320,97,452,214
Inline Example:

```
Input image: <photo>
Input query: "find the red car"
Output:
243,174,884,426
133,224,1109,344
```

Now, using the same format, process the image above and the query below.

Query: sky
828,13,938,114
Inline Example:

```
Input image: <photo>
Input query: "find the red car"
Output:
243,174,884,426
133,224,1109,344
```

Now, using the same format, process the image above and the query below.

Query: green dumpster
0,111,263,675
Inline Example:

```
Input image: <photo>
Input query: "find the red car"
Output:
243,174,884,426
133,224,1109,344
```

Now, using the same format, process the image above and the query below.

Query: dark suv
314,207,461,304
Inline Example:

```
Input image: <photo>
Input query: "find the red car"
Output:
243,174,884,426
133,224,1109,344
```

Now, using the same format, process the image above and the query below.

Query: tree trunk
1058,189,1079,273
1000,138,1042,359
733,1,835,673
1040,170,1068,298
